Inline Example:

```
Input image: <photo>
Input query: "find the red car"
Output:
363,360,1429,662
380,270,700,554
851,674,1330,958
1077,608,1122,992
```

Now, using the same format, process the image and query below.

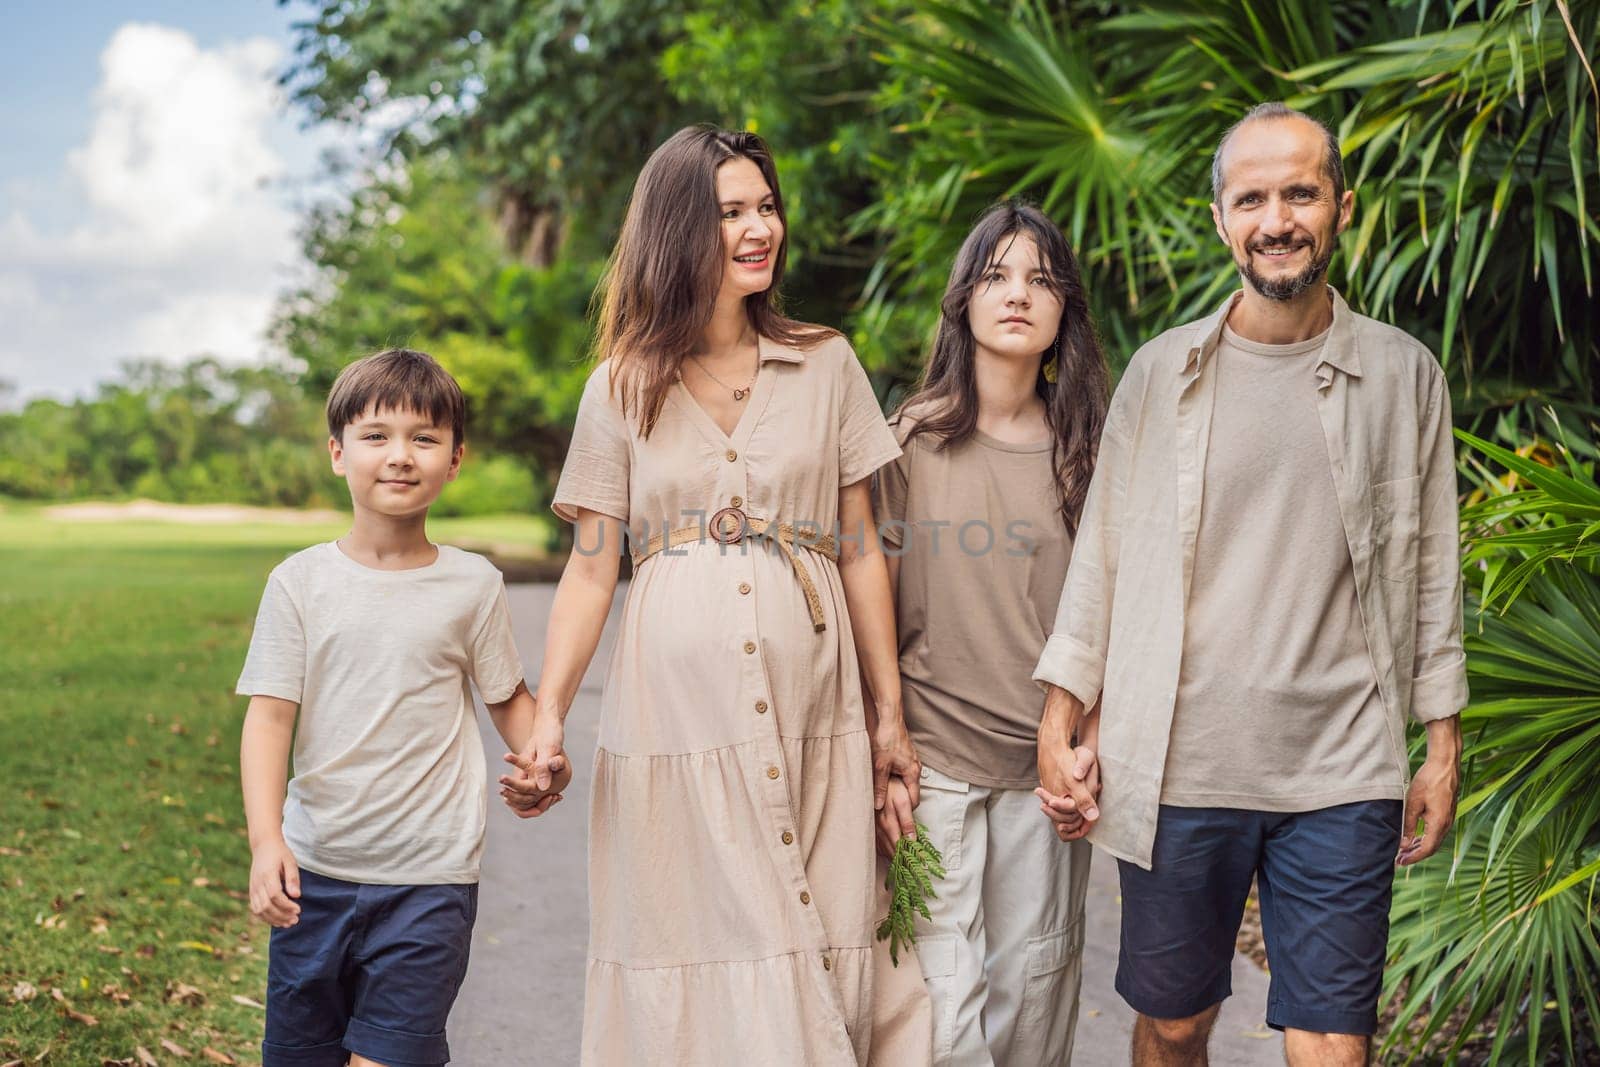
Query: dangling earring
1041,339,1060,384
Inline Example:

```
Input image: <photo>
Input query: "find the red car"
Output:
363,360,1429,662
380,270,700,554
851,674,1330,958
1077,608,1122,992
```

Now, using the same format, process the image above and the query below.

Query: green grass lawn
0,506,552,1062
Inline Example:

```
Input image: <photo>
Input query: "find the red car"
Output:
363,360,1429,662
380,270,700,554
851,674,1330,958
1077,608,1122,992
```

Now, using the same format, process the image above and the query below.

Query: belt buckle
710,506,748,546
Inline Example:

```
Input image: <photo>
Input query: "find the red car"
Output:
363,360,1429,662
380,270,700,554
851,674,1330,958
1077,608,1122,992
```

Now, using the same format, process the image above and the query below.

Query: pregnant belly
600,544,849,755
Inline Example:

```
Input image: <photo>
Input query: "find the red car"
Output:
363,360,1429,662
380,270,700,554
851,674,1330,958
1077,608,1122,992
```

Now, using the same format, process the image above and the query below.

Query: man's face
1211,117,1354,301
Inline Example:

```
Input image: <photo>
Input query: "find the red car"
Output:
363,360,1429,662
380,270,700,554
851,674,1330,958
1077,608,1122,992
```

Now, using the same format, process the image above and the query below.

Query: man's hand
1037,746,1099,841
249,836,302,927
1037,685,1100,841
876,776,917,858
1398,716,1462,865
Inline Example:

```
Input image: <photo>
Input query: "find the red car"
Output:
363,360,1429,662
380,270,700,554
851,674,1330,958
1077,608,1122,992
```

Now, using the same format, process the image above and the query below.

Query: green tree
0,358,338,506
283,0,696,263
274,154,597,476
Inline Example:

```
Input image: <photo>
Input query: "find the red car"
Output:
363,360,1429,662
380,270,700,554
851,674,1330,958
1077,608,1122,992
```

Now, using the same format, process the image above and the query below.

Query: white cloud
0,23,310,399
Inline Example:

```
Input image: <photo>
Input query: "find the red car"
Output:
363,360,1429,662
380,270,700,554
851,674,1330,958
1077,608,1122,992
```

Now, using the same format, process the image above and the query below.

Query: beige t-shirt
875,412,1071,788
1163,324,1403,808
236,542,525,884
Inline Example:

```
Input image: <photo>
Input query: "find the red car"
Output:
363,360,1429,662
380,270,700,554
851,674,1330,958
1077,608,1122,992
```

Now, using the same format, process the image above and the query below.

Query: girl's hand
875,777,917,857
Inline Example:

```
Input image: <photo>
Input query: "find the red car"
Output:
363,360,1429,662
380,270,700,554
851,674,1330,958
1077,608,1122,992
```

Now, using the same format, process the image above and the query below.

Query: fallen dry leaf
135,944,157,958
165,981,205,1006
199,1049,234,1065
135,1048,159,1067
50,987,98,1026
100,1058,134,1066
229,994,265,1010
100,984,131,1005
191,877,211,888
176,940,216,955
159,1037,191,1057
0,847,22,856
2,1060,21,1067
96,944,123,955
90,916,110,934
10,982,36,1003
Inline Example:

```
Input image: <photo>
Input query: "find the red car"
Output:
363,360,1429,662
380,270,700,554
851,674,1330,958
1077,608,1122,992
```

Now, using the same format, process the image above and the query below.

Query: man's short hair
326,348,466,447
1211,102,1345,204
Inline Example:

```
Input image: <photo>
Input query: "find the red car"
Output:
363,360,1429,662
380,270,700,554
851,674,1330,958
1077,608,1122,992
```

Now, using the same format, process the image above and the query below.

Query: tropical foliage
864,0,1600,435
1384,430,1600,1062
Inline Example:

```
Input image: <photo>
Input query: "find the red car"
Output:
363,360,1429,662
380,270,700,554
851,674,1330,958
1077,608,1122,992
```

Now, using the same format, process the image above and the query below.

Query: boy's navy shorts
1115,800,1403,1035
263,868,477,1067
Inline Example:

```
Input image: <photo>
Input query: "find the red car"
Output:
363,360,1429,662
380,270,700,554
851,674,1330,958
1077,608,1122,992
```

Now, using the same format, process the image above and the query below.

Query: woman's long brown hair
594,126,835,435
894,201,1109,535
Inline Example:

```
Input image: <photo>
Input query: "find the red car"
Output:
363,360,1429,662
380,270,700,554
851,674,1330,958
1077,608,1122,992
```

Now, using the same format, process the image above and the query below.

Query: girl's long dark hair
594,125,835,436
895,201,1109,535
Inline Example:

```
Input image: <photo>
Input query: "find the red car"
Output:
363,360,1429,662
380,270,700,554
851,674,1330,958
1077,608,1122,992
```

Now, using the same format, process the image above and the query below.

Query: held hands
499,706,572,819
870,705,921,814
1035,745,1099,842
1036,685,1101,842
249,836,302,928
876,776,917,858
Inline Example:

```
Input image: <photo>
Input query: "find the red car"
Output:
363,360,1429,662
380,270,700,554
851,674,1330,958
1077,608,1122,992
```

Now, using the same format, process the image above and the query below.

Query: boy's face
329,405,462,518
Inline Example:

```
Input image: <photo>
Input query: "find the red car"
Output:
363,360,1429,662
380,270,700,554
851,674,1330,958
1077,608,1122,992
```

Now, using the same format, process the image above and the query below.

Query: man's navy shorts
263,869,478,1067
1115,800,1403,1035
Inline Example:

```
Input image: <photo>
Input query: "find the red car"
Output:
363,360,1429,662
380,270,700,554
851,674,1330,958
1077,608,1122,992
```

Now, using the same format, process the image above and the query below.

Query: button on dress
552,334,932,1065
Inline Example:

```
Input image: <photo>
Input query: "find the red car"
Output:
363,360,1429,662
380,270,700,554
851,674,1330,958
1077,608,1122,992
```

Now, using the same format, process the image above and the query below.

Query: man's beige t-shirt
1163,324,1403,808
875,413,1071,788
236,542,525,884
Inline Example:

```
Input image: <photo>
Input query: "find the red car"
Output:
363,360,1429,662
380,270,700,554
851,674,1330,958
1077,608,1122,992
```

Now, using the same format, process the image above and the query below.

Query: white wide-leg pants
913,765,1092,1066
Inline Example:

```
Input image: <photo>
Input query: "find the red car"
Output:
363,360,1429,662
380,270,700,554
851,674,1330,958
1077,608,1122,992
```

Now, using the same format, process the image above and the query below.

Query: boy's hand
249,837,302,927
875,776,917,858
499,746,572,819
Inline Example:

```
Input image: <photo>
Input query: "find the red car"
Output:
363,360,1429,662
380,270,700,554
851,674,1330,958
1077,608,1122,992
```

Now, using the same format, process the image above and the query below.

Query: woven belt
630,507,839,632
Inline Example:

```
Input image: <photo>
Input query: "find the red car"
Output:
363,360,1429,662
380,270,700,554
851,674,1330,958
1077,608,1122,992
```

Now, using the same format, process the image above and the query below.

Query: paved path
449,583,1282,1064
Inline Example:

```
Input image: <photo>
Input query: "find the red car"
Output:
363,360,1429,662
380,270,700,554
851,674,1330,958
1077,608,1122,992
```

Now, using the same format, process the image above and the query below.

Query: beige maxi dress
552,334,933,1066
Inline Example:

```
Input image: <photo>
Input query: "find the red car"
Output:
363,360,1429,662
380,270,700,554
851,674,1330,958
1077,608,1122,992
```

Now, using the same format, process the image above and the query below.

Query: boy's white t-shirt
236,542,524,885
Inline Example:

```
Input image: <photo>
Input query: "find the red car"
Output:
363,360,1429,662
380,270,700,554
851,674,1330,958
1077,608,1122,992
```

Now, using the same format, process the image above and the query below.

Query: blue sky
1,2,339,401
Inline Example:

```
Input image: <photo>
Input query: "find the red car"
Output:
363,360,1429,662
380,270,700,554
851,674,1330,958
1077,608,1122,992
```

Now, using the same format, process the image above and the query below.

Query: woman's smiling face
714,157,784,304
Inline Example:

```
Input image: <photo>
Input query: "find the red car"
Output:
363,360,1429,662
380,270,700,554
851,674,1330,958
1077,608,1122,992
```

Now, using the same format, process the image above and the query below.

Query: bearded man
1033,103,1467,1066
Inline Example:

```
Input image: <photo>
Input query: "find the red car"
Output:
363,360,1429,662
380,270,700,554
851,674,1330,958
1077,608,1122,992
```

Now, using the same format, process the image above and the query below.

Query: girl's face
966,232,1064,363
715,157,784,305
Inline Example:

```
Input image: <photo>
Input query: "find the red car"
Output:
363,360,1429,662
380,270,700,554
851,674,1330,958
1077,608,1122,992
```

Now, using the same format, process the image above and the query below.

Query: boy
237,348,570,1067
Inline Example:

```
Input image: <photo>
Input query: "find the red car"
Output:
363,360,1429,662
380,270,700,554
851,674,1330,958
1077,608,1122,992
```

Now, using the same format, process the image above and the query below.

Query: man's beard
1236,237,1333,301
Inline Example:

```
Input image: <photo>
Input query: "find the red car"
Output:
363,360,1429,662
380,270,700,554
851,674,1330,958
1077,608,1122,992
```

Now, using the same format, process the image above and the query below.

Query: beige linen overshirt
1032,289,1469,869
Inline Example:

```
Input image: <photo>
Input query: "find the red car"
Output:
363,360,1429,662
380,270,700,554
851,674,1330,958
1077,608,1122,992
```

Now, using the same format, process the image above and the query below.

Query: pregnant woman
516,126,931,1065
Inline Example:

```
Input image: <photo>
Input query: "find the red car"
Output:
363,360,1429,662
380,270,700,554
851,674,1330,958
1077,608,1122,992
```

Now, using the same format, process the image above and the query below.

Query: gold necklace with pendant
688,353,759,401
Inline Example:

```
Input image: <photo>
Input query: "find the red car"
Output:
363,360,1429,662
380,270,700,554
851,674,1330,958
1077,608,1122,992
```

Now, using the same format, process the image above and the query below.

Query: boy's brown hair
326,348,466,447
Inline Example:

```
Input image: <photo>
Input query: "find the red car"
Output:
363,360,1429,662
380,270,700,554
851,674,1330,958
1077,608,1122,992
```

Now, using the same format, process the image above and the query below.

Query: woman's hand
498,698,570,818
871,705,921,813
